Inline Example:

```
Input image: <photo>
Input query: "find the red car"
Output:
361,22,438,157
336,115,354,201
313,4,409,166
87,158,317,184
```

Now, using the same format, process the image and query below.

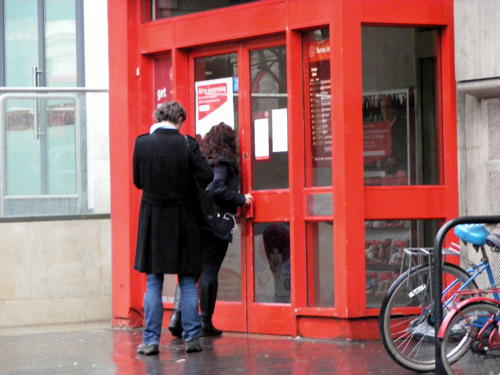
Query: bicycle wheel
379,263,476,372
442,302,500,375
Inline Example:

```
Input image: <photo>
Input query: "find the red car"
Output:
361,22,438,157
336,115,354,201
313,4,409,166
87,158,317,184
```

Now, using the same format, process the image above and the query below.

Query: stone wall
0,219,111,327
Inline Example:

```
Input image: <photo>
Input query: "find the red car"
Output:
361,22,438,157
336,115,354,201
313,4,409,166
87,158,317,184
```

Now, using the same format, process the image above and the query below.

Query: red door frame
108,0,457,339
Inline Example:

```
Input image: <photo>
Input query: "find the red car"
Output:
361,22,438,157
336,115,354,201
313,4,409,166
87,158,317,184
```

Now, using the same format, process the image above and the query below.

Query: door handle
32,66,43,87
245,201,254,219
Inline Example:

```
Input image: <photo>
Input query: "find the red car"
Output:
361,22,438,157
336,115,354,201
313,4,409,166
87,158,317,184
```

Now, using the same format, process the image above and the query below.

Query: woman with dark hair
169,122,252,337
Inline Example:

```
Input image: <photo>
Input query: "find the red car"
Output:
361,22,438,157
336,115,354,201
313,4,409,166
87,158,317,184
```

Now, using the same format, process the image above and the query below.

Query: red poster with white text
195,77,234,137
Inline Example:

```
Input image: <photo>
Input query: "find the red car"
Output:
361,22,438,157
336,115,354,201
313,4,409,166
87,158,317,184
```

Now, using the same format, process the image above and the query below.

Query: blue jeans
143,274,201,345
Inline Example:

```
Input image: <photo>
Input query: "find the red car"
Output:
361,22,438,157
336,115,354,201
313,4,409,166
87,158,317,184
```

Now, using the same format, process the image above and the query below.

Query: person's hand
244,193,253,205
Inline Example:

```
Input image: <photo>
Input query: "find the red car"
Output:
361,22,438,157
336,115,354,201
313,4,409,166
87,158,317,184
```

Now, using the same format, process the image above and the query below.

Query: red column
108,0,144,327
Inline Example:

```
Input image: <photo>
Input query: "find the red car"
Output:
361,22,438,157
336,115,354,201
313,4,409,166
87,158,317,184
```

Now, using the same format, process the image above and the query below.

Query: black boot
168,286,183,338
199,282,223,337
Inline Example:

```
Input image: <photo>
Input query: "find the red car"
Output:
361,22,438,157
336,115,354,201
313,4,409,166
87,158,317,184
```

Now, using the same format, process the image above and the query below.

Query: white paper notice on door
254,118,270,160
271,108,288,152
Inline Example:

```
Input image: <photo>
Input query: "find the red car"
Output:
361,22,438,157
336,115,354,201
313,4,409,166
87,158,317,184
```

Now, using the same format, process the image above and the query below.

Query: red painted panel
365,187,450,218
362,0,451,25
138,2,287,53
251,191,290,222
247,304,295,335
298,316,379,340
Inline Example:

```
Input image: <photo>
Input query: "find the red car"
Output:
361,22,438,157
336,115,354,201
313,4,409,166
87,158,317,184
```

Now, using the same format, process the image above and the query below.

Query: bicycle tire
441,302,500,375
379,262,476,372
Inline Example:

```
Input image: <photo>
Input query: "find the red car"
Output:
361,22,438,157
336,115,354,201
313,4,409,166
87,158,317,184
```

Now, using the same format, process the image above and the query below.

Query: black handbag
194,182,236,242
186,136,236,242
210,211,237,242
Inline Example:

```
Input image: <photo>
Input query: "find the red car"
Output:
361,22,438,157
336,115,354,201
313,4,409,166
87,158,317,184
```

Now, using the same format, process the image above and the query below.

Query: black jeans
199,231,230,322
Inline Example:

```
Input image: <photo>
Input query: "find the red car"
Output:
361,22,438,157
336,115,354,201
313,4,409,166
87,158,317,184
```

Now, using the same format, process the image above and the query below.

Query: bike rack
432,215,500,374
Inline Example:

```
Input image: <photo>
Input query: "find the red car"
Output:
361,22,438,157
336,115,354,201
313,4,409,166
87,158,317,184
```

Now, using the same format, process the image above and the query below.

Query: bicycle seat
454,224,489,246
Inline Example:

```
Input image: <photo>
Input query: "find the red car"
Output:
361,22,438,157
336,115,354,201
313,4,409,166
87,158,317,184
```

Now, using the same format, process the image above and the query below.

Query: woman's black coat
133,128,213,276
207,158,246,215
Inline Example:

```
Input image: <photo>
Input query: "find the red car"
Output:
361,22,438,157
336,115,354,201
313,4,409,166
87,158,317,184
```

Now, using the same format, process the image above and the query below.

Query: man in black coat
133,101,213,355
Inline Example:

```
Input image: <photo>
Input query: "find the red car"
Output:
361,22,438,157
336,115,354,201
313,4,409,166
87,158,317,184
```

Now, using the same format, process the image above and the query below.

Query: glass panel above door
151,0,259,21
250,45,288,190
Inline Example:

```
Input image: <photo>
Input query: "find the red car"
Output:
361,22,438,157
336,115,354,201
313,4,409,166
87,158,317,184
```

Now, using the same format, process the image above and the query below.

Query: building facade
109,0,458,339
0,0,111,327
2,0,499,336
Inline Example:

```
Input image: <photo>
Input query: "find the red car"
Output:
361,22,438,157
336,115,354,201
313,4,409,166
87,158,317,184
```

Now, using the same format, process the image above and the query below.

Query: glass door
190,45,246,332
243,38,294,335
1,0,80,216
189,35,292,335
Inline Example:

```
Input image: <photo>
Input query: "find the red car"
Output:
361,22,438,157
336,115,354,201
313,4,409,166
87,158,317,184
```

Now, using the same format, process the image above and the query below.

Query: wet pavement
0,323,492,375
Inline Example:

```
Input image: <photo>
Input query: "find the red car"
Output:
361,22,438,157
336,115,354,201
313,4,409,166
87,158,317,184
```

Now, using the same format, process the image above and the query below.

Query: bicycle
379,224,499,372
439,287,500,375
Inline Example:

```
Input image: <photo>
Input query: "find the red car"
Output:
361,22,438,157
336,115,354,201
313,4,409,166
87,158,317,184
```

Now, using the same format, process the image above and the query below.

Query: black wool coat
207,158,246,215
133,128,213,276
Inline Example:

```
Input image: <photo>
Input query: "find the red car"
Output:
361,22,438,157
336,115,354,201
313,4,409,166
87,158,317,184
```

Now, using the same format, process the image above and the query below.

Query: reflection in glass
251,46,288,190
5,98,77,196
254,222,290,303
306,193,333,216
218,226,242,301
47,99,77,194
362,27,439,186
151,0,258,20
1,92,109,217
365,219,440,308
194,53,238,138
5,0,38,87
5,99,41,195
303,28,332,187
306,221,334,307
45,0,77,87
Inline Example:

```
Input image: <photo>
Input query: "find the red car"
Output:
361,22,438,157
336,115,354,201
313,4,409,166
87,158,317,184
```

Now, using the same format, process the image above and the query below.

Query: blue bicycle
379,224,499,372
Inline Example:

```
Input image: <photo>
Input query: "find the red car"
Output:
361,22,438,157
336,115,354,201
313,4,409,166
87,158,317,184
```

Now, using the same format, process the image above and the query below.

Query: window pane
193,53,242,302
306,221,334,307
218,226,242,301
254,222,290,303
1,91,109,217
45,0,77,87
306,193,332,216
47,99,76,194
362,27,439,186
365,219,441,308
5,99,41,195
194,53,238,138
151,0,258,20
5,0,38,87
304,29,332,187
251,46,288,190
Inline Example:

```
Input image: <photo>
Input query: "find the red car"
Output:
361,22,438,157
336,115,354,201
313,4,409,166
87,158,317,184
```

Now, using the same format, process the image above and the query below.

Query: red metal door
188,35,294,335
